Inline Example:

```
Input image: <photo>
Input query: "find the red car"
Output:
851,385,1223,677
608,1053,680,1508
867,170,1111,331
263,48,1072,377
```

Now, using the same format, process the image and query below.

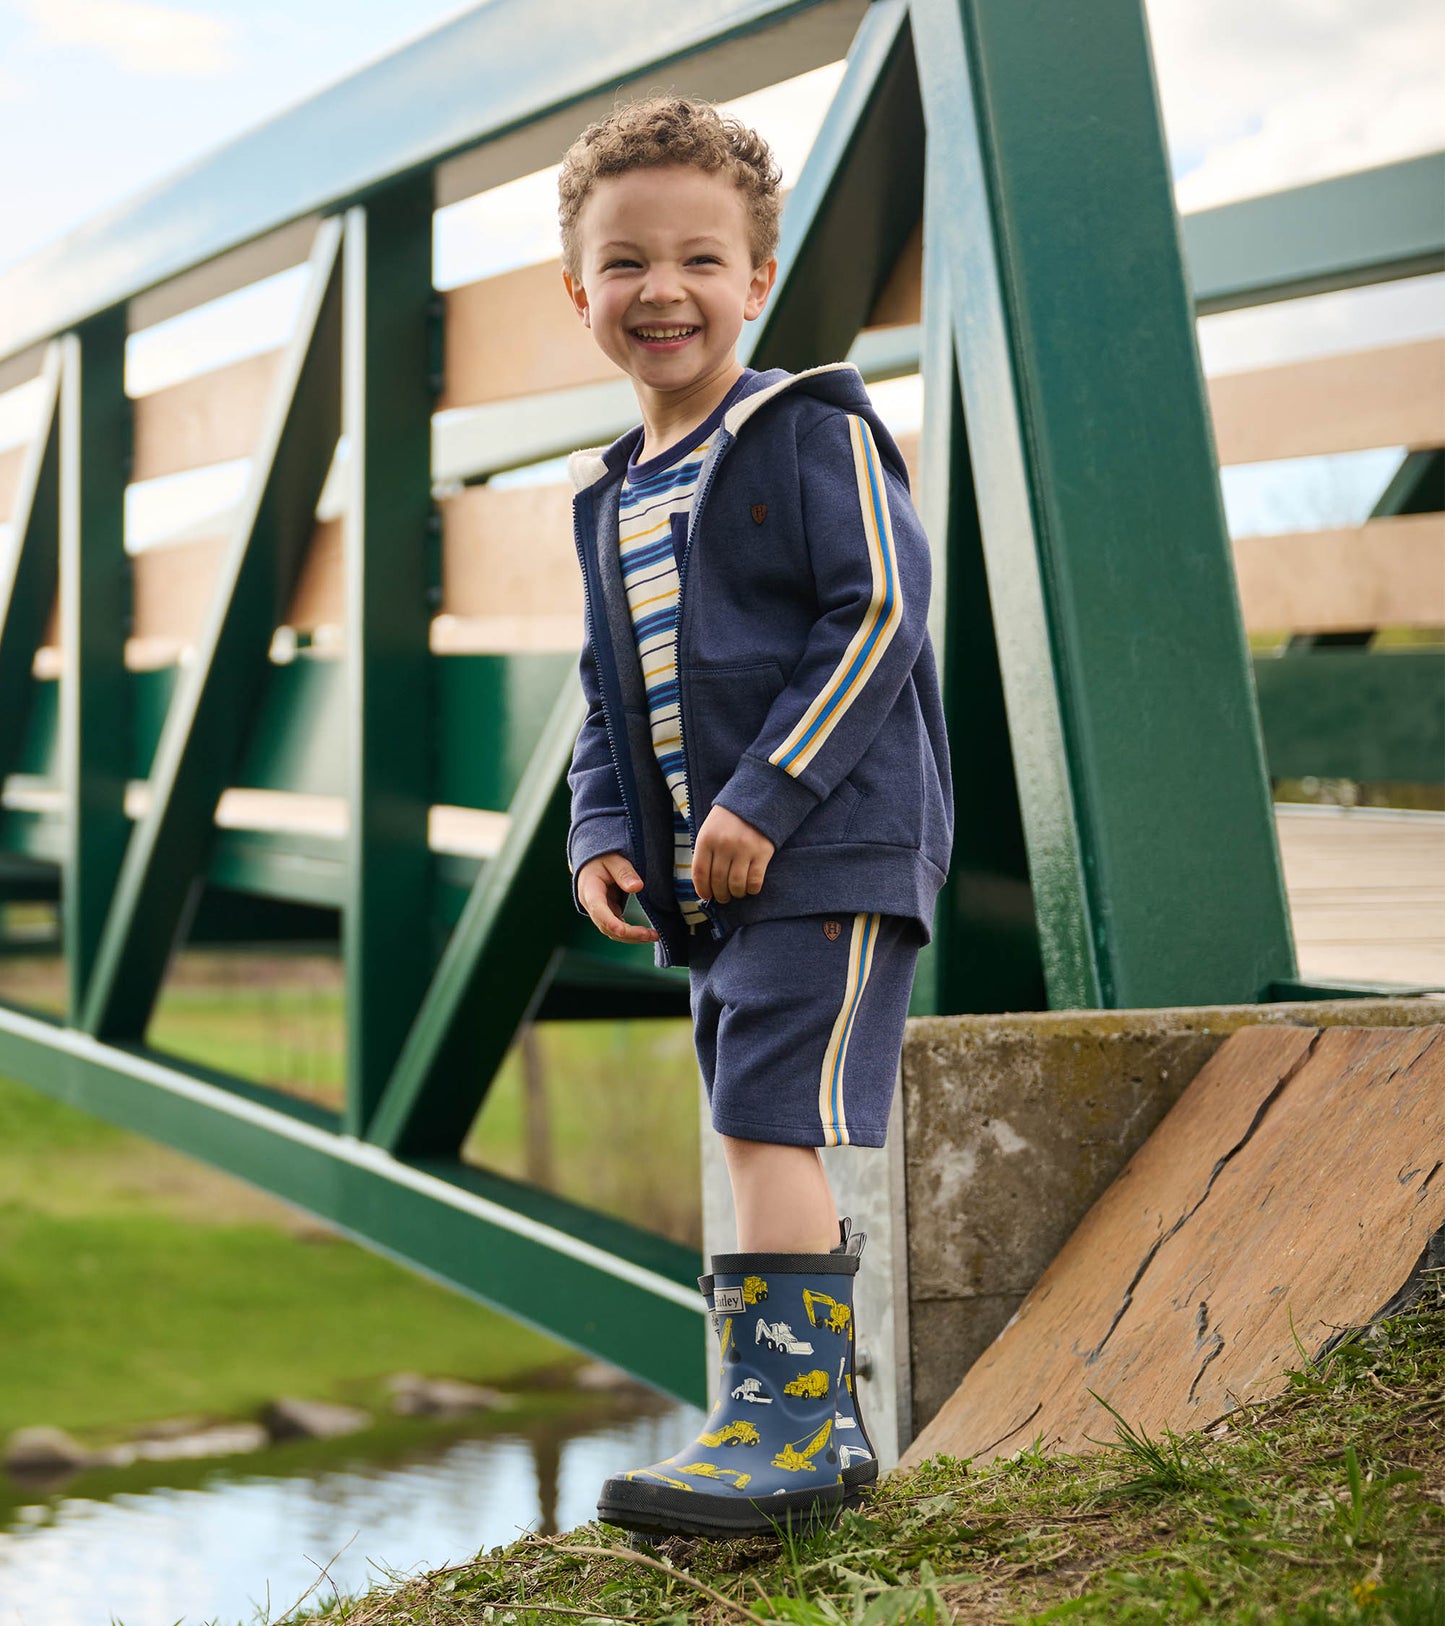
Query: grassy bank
275,1299,1444,1626
0,1065,572,1445
0,940,704,1445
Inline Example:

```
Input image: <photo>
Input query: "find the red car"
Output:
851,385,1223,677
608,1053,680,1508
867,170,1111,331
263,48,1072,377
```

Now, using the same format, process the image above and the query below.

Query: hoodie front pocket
687,660,785,819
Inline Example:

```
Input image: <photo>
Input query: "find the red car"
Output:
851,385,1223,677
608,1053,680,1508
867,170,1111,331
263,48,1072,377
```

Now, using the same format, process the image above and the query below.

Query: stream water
0,1396,702,1626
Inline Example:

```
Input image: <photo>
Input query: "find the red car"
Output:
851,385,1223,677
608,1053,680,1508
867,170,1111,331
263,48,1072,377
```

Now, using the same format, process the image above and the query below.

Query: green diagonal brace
365,681,588,1157
80,219,345,1038
0,345,61,785
741,0,922,373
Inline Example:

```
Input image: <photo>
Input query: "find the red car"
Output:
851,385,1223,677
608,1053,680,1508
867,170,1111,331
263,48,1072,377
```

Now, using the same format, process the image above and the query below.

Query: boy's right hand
576,852,660,945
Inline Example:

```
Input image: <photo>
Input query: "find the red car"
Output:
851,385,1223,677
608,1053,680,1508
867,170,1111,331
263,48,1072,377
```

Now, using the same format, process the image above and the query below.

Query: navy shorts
688,912,923,1149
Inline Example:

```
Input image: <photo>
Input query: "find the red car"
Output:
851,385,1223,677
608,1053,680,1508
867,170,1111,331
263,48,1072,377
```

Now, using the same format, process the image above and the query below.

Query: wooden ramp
899,1024,1445,1470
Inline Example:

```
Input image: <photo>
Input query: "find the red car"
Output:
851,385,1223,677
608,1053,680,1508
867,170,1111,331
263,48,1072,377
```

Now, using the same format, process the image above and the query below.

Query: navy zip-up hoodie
566,362,953,970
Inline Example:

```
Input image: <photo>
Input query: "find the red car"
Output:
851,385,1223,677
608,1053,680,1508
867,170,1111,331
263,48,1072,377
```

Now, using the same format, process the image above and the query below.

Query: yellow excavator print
771,1419,833,1473
783,1368,830,1399
697,1419,760,1448
624,1468,695,1491
678,1462,752,1489
717,1315,736,1366
801,1289,851,1335
742,1275,768,1304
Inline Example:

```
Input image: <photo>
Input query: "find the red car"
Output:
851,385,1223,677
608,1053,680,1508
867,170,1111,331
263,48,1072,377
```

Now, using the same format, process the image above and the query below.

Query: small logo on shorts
714,1286,745,1314
751,503,767,525
823,919,842,941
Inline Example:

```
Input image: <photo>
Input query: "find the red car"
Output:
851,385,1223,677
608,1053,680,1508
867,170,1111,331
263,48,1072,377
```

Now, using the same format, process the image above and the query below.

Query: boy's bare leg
720,1135,839,1253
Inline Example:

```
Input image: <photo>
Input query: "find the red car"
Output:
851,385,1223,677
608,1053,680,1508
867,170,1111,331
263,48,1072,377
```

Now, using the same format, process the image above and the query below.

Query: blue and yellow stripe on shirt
617,434,716,927
769,415,901,778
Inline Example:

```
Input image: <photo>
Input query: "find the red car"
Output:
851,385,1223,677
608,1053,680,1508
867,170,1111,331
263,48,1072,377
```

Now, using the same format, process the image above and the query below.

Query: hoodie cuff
568,813,633,915
712,753,821,851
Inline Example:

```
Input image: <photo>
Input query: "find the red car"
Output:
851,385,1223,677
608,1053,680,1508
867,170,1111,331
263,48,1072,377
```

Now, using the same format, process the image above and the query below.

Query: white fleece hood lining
567,363,864,492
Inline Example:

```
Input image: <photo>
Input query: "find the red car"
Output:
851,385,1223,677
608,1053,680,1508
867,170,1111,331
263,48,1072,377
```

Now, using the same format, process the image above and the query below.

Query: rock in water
387,1373,515,1416
260,1397,370,1441
4,1427,90,1473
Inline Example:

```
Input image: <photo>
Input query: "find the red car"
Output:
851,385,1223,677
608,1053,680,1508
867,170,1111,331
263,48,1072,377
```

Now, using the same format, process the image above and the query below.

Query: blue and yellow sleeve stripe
767,415,902,778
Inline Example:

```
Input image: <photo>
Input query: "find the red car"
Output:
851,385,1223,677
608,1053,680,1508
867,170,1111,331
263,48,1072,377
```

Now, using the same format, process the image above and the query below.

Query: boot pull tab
831,1217,867,1259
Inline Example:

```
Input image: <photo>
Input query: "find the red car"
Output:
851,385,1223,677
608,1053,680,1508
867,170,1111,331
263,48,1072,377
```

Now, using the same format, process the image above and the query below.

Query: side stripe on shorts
817,912,880,1147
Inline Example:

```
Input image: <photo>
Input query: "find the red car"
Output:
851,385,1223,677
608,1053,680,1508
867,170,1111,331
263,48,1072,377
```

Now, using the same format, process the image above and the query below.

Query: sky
0,0,1441,545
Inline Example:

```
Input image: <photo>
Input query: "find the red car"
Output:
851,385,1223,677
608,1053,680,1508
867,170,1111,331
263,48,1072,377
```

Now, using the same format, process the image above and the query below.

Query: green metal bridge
0,0,1440,1406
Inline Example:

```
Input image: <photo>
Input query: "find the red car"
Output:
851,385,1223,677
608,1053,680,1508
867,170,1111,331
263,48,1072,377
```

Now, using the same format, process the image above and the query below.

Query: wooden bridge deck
1277,803,1445,990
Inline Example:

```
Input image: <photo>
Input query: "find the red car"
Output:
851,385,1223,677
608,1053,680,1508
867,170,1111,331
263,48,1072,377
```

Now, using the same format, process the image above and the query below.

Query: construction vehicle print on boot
834,1354,856,1427
756,1318,813,1355
731,1377,772,1404
838,1445,872,1470
697,1419,760,1448
678,1462,752,1490
742,1275,768,1304
716,1315,741,1365
771,1419,836,1473
623,1468,695,1491
783,1368,830,1399
802,1288,852,1335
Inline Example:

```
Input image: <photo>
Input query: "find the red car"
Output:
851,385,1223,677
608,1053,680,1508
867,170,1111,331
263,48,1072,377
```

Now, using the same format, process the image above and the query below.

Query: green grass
0,1203,568,1442
272,1297,1445,1626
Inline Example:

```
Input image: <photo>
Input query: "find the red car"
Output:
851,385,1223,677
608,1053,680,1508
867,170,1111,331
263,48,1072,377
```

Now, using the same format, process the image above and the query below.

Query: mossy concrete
901,996,1445,1438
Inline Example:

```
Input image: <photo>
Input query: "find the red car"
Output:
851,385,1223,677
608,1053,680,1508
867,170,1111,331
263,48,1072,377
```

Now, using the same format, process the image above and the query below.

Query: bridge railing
0,0,1439,1395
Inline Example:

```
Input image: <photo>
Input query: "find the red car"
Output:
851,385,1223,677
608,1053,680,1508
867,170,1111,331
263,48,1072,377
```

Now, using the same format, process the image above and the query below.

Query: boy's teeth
635,326,695,339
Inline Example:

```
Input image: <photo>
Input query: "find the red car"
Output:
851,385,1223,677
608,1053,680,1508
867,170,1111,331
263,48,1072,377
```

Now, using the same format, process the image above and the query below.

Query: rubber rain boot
598,1250,865,1539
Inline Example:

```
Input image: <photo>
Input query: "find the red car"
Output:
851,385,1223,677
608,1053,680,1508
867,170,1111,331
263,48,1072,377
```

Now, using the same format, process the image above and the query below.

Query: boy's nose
639,268,684,306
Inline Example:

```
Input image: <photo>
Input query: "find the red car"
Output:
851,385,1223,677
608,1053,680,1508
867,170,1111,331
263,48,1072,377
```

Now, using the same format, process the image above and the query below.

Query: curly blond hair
558,95,782,277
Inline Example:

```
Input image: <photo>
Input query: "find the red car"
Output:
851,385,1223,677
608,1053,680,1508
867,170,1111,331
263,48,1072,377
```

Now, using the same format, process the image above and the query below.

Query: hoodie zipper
571,491,672,962
674,429,734,941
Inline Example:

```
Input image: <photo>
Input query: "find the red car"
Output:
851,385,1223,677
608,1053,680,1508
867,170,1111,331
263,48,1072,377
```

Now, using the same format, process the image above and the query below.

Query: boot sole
599,1476,864,1540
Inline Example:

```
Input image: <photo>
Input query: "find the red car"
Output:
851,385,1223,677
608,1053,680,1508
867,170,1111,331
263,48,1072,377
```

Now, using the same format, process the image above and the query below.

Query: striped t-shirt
617,374,753,928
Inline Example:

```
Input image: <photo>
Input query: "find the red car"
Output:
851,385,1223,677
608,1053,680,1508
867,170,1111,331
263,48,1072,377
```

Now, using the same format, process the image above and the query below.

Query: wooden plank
1210,337,1445,466
440,227,927,413
0,443,23,521
1232,513,1445,632
1277,805,1445,989
131,350,282,482
440,481,581,620
440,260,619,411
901,1023,1445,1468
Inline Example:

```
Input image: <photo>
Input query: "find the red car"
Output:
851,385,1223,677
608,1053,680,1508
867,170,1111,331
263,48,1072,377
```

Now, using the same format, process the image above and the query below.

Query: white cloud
1146,0,1445,209
20,0,237,77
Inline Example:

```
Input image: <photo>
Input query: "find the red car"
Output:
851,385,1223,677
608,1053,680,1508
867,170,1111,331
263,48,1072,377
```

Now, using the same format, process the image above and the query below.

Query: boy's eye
688,255,721,265
603,258,641,270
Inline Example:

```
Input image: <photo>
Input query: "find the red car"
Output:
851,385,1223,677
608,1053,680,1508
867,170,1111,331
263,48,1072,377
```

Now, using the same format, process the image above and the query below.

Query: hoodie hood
566,363,867,493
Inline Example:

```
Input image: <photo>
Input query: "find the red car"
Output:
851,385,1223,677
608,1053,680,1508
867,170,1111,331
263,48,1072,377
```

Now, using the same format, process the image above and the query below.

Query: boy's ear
562,268,592,329
744,256,778,322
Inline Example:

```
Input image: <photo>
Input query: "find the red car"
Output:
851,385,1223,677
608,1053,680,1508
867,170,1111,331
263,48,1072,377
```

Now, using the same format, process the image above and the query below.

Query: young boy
558,96,952,1538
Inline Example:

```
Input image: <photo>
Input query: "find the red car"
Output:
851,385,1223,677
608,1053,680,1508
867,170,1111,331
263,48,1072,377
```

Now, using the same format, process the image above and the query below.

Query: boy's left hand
693,806,775,905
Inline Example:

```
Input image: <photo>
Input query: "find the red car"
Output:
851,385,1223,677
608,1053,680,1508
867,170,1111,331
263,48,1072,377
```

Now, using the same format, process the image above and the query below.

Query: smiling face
563,164,777,432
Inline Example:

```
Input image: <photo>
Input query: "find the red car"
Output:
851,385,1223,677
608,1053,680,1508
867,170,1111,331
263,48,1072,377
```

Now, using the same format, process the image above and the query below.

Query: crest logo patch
750,503,767,525
823,919,842,941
